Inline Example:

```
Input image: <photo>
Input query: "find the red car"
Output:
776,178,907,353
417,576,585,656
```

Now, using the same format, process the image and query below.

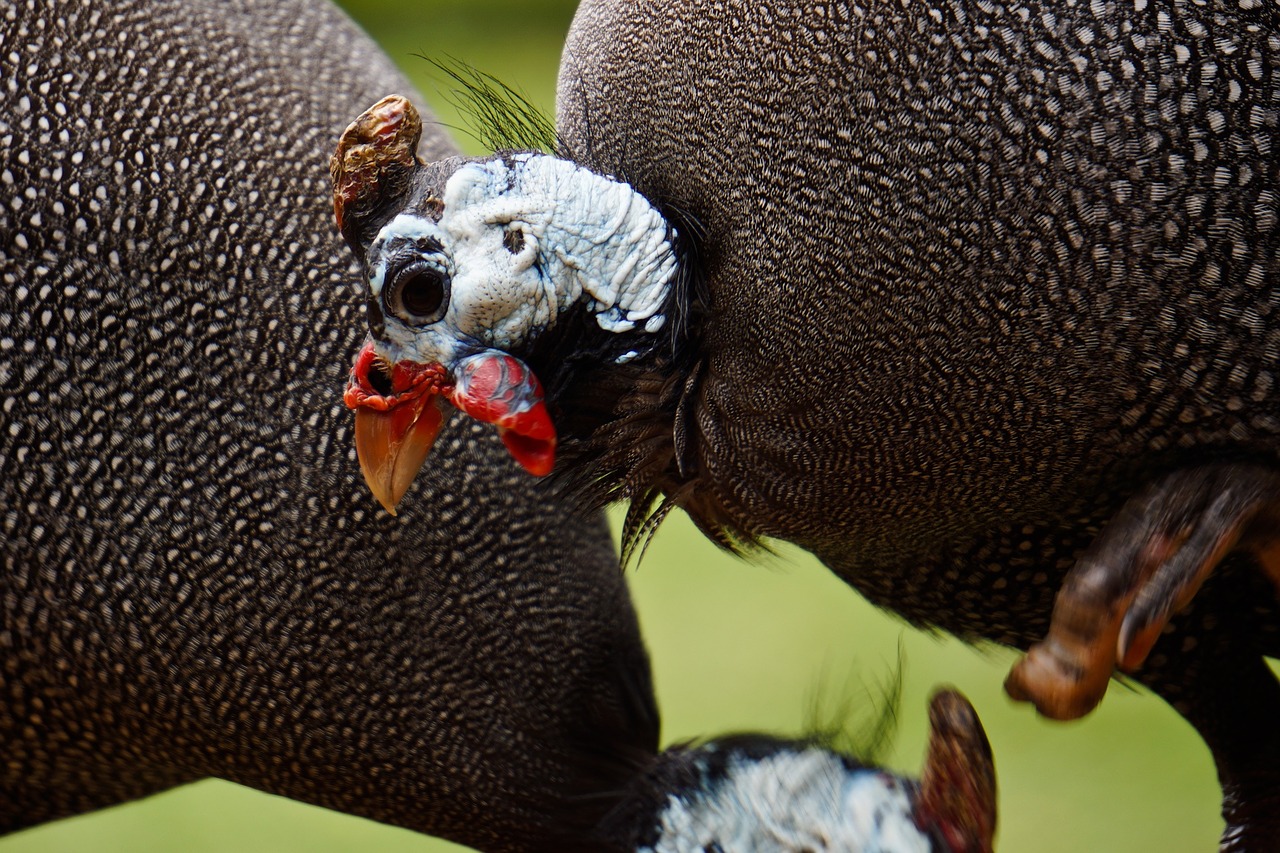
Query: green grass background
3,1,1222,850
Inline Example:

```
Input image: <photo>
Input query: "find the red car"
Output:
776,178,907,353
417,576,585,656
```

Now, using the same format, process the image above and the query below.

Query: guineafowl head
606,689,997,853
333,94,692,516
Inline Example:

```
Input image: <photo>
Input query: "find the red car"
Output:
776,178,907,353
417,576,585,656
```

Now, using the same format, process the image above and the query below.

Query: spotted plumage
0,1,654,849
336,0,1280,845
2,3,1004,852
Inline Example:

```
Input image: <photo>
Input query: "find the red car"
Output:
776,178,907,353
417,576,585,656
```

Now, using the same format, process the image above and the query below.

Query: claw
1006,464,1280,720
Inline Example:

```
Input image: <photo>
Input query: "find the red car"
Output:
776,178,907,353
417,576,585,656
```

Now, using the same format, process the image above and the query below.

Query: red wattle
449,351,557,476
345,339,450,410
498,428,557,477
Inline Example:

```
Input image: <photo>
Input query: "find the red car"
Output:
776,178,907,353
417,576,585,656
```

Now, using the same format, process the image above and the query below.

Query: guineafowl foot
1220,787,1280,852
1005,464,1280,720
1181,648,1280,853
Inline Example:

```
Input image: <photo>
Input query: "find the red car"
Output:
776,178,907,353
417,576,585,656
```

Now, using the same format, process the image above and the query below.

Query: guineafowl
2,2,1003,851
336,0,1280,846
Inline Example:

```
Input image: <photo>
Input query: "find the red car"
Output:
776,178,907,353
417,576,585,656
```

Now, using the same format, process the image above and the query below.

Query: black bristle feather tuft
411,57,755,563
803,648,906,767
414,55,561,154
532,199,763,566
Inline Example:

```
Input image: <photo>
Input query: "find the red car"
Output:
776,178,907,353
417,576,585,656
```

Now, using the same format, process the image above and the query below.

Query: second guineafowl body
334,0,1280,846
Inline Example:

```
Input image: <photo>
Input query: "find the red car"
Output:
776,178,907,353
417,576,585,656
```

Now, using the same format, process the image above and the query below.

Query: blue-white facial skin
645,747,933,853
366,153,678,370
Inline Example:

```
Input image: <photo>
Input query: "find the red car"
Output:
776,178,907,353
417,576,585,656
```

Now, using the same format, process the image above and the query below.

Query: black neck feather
526,203,760,562
434,57,758,560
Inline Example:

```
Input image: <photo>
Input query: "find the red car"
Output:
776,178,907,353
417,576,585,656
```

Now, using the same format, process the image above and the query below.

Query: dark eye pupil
381,259,450,327
399,271,444,318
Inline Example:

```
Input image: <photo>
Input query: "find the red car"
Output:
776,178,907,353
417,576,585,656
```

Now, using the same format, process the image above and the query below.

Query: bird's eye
385,264,449,326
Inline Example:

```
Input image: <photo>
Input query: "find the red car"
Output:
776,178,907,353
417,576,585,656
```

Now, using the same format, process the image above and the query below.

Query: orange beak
345,343,450,514
345,341,557,514
352,398,446,515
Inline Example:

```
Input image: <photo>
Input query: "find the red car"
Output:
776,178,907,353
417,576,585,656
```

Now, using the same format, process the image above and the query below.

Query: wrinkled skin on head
332,95,677,511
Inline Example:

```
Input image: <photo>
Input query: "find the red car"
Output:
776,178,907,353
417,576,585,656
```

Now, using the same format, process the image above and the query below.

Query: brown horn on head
330,94,423,254
916,688,997,853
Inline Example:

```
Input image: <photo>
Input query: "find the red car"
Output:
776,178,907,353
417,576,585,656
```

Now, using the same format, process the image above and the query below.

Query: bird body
556,0,1280,640
0,1,652,848
338,0,1280,844
559,1,1279,842
556,3,1280,840
3,2,1001,851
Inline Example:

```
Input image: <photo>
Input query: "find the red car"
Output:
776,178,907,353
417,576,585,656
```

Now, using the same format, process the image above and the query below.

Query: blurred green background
3,1,1222,851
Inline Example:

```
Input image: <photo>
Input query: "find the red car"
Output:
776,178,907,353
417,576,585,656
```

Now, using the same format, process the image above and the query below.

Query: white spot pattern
558,0,1280,646
0,3,648,848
